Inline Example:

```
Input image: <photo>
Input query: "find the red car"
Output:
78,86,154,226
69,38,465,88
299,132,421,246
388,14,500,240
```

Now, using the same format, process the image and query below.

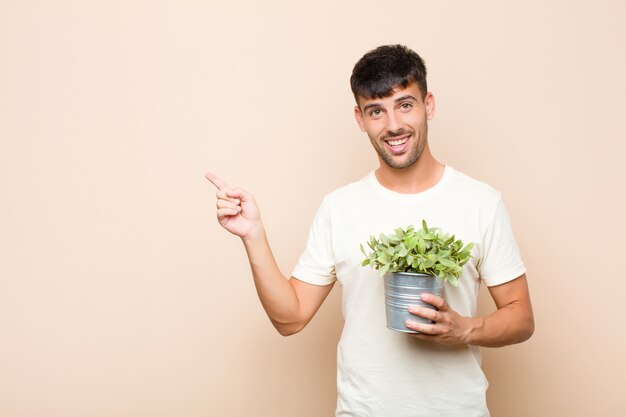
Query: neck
375,147,445,194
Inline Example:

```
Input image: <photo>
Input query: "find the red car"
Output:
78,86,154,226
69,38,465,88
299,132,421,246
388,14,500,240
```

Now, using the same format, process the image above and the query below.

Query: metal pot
383,272,444,333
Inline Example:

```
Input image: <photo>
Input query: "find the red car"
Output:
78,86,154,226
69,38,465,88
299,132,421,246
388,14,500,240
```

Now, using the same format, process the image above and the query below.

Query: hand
205,172,262,239
405,293,473,345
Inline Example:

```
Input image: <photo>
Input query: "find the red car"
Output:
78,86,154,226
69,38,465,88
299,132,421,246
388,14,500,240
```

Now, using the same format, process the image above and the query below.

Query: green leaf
405,235,417,250
359,219,474,286
439,259,457,268
388,235,401,244
417,239,426,254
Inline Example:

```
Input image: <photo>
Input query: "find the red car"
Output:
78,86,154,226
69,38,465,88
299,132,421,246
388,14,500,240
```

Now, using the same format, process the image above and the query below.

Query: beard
370,125,428,169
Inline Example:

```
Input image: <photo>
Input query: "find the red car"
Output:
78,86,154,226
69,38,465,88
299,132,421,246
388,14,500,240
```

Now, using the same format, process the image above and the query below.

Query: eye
369,109,383,118
399,102,413,111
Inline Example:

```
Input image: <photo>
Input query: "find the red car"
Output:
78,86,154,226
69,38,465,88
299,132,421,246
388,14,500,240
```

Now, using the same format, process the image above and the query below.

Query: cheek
404,112,426,127
408,112,427,127
364,120,386,137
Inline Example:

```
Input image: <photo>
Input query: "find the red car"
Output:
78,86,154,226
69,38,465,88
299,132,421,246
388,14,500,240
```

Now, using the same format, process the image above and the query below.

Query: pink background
1,1,625,416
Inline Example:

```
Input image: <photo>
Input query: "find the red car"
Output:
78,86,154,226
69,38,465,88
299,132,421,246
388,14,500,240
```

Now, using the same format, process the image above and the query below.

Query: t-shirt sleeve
291,198,337,286
478,197,526,287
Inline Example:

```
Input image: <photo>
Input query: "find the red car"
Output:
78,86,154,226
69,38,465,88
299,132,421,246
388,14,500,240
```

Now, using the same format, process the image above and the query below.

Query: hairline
354,81,427,110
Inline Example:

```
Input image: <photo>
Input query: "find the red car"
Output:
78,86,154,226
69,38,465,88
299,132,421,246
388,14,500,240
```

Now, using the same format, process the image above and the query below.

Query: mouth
383,134,411,153
386,136,409,146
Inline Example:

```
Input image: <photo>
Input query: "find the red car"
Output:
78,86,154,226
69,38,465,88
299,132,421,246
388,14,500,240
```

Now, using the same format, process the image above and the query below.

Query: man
207,44,534,417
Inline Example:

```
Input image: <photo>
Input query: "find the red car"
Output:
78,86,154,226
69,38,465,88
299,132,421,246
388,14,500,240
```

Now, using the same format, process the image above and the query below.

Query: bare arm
406,274,534,347
206,173,333,336
473,274,534,346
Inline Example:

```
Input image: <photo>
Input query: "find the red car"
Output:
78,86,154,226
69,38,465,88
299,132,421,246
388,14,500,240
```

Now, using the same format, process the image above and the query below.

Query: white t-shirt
292,166,526,417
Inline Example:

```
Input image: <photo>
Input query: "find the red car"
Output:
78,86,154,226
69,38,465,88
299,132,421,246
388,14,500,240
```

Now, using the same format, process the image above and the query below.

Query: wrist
241,223,266,246
463,316,484,345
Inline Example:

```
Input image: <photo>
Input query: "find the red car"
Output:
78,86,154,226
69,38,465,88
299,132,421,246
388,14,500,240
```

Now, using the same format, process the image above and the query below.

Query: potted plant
360,220,474,333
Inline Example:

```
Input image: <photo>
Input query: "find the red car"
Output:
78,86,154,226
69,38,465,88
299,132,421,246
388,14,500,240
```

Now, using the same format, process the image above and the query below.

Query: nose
386,111,402,133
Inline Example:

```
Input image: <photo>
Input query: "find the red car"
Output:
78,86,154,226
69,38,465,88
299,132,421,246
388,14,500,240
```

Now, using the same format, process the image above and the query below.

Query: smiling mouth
385,135,410,146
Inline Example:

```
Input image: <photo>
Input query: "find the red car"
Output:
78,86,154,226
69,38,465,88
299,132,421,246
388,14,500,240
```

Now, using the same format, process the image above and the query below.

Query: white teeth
387,137,408,146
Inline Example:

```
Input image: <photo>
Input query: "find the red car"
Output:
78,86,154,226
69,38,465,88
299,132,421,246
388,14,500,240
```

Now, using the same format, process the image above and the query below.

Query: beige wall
1,1,625,416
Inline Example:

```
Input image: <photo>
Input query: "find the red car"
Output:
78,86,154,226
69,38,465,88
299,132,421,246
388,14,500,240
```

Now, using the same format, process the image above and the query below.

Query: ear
425,92,435,120
354,105,366,132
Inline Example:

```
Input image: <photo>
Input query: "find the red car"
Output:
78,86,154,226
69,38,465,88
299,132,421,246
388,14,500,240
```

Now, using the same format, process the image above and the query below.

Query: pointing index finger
205,172,229,190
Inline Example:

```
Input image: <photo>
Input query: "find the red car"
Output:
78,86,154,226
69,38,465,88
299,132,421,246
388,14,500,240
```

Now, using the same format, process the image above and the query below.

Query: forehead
356,83,424,109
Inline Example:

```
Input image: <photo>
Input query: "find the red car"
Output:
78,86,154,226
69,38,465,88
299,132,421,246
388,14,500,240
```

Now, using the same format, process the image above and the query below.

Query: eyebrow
362,95,418,113
362,103,382,113
394,95,418,103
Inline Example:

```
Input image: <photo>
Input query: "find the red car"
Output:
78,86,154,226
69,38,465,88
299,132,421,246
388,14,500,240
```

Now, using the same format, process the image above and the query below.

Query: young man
207,45,534,417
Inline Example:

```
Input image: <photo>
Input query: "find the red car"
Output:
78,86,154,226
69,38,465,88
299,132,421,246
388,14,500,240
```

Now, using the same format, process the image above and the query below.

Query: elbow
276,326,300,337
273,320,306,337
521,316,535,342
513,315,535,345
277,328,299,337
509,300,535,345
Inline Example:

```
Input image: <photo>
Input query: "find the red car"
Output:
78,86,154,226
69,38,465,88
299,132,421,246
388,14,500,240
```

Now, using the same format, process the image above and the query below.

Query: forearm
242,227,303,333
408,275,534,346
206,175,314,335
465,300,534,347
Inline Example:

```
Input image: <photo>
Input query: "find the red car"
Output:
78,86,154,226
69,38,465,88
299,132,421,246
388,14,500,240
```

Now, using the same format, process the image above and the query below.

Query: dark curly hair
350,44,428,103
